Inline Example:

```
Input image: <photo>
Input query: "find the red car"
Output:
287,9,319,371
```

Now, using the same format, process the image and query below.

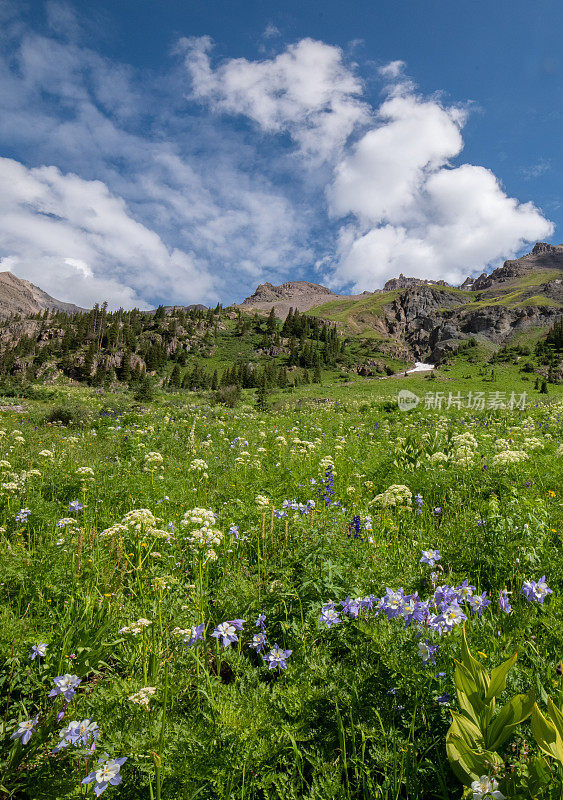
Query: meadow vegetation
0,379,561,799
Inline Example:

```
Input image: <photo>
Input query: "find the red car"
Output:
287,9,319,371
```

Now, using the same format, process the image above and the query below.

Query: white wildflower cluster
170,627,192,637
255,495,270,509
38,450,54,459
319,456,336,476
493,438,511,451
128,686,156,708
428,451,448,465
143,451,164,472
491,450,529,467
290,437,317,455
370,484,413,509
523,437,544,450
120,618,152,635
180,507,222,563
100,509,170,541
76,466,95,477
234,450,254,467
189,458,208,471
450,432,478,468
557,443,563,457
275,435,287,446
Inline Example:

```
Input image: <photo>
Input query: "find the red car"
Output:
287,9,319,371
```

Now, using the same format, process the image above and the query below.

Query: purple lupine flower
249,633,267,652
348,515,362,538
320,603,342,627
255,613,266,631
468,591,490,616
15,508,32,523
498,589,512,614
420,549,441,567
414,494,424,509
69,499,84,513
82,755,127,796
436,693,451,705
183,623,205,647
211,619,245,648
10,717,38,745
49,674,81,702
30,643,47,660
418,640,439,664
263,644,292,670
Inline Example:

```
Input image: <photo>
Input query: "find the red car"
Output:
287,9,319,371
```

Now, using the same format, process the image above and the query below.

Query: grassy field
0,381,562,799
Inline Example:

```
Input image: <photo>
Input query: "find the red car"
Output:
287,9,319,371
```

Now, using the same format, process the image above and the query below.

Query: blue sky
0,0,561,309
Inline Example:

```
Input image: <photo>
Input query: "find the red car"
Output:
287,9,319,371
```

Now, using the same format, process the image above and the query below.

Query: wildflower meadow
0,389,562,799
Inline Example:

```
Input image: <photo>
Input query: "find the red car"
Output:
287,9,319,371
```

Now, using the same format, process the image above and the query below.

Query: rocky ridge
0,272,84,319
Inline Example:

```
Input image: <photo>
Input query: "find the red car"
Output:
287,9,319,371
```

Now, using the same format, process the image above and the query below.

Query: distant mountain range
236,243,562,359
0,242,561,361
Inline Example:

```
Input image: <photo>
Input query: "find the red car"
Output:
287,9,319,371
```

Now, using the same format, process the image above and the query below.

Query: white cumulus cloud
183,36,369,161
0,157,216,309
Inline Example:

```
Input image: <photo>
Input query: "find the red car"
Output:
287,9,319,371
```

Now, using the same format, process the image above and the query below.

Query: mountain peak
0,271,85,319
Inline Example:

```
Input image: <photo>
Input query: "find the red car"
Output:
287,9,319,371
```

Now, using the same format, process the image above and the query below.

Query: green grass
0,382,562,799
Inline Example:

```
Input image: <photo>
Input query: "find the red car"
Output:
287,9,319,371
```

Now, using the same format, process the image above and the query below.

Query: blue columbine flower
340,596,363,619
522,576,552,604
249,633,266,653
49,674,81,702
228,524,239,538
436,693,451,705
183,623,205,647
263,644,292,670
498,589,512,614
211,619,245,648
82,754,127,796
320,603,342,627
255,613,266,630
53,719,100,753
456,580,476,602
69,500,84,513
418,640,439,664
414,494,424,510
30,643,47,660
15,508,32,523
468,591,490,616
420,549,441,567
10,717,38,745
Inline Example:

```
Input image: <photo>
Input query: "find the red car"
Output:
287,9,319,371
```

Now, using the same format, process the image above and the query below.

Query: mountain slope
0,272,84,319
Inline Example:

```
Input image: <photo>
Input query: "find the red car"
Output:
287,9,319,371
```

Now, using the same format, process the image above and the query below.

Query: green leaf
454,662,483,723
461,626,489,695
547,697,563,741
449,710,485,749
530,703,563,762
486,689,535,750
485,653,517,702
446,732,503,785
